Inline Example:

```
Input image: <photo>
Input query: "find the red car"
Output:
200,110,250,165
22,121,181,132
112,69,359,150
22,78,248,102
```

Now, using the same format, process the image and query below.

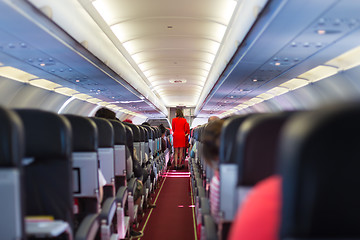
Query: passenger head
95,107,116,119
202,119,225,169
142,122,150,126
208,115,220,122
176,109,184,118
159,124,166,136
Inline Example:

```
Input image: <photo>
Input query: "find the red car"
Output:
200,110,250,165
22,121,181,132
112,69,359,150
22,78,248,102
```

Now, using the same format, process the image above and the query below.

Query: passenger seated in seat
95,107,116,119
228,176,281,240
202,119,225,224
159,124,167,153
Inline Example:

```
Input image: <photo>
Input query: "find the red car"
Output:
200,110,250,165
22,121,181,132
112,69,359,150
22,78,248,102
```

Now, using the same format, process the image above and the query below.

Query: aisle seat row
189,104,360,240
0,107,168,240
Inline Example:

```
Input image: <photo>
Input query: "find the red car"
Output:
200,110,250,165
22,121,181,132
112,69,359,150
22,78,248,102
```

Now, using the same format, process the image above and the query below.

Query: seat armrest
127,178,137,194
204,214,218,240
75,213,99,240
116,186,127,207
99,197,117,225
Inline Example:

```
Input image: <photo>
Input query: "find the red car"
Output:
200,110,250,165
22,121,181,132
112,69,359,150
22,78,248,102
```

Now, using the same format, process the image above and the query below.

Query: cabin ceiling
1,0,359,120
196,0,360,117
83,0,248,108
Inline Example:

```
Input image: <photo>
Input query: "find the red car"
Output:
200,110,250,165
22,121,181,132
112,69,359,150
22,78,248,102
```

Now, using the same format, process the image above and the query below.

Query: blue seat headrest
109,120,126,145
64,115,98,152
91,117,114,148
15,109,71,159
0,107,24,167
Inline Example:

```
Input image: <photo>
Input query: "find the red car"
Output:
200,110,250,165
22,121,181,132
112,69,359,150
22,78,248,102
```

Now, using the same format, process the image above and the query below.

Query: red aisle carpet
138,167,196,240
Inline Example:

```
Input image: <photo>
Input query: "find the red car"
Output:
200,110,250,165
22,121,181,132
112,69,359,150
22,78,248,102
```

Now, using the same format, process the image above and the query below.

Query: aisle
138,166,196,240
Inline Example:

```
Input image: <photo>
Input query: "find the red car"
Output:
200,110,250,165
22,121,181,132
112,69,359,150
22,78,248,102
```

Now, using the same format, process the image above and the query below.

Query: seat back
91,117,115,187
235,113,291,213
143,125,154,156
109,120,127,189
123,123,141,164
16,109,74,229
219,115,249,221
142,127,150,159
279,105,360,239
138,126,146,162
0,107,25,240
124,125,134,180
64,115,99,199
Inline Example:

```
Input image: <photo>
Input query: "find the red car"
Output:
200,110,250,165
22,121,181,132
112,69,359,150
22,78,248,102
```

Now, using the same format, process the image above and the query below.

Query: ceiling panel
92,0,239,107
198,0,360,117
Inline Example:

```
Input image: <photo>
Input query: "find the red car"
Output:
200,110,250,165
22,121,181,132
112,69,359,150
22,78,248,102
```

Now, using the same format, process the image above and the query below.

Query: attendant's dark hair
176,109,184,118
95,107,116,120
202,119,225,167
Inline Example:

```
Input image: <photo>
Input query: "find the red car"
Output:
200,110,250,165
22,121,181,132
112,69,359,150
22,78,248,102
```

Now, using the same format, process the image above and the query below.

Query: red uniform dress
172,117,188,148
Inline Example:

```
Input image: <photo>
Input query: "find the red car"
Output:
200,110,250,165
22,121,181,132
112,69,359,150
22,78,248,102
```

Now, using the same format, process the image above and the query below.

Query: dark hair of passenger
202,119,225,168
142,122,151,126
95,107,116,120
175,108,184,118
159,124,166,134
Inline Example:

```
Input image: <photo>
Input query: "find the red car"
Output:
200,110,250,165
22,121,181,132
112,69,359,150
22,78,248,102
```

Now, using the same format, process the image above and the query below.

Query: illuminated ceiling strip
107,16,228,28
121,35,222,45
0,65,141,116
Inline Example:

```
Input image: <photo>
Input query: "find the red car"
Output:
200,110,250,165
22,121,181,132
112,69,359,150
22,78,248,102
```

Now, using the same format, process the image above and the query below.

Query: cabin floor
134,157,196,240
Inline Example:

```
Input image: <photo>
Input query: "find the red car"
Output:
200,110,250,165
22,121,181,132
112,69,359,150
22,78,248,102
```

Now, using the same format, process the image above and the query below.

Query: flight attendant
172,109,188,169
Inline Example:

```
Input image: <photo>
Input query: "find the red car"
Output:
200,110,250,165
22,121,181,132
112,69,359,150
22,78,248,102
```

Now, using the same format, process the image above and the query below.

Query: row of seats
189,104,360,239
0,107,170,240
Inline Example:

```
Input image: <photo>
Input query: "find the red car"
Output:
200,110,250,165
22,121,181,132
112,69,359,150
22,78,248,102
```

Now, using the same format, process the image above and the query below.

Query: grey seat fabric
218,115,250,221
15,109,74,229
64,115,99,216
0,107,25,240
109,120,127,189
279,105,360,239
